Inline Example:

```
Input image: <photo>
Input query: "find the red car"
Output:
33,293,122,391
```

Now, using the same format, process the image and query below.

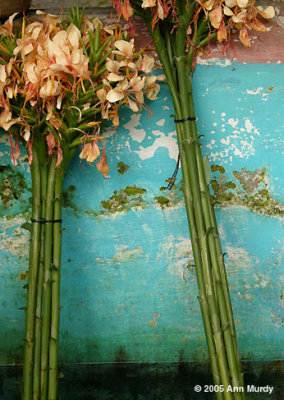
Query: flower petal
106,89,124,103
107,72,124,82
96,148,109,175
209,6,222,29
225,0,237,7
257,6,275,19
223,6,234,16
237,0,248,8
239,26,251,48
67,24,81,48
114,40,134,57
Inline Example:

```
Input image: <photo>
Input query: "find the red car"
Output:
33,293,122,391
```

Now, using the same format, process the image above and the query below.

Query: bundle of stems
24,138,76,400
0,5,160,399
147,20,245,400
113,0,275,398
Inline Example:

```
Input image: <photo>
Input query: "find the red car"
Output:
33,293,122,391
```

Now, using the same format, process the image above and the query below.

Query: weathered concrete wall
1,60,283,365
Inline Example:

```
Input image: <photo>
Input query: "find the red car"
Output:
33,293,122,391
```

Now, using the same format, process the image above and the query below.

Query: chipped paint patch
135,130,178,161
196,57,232,67
112,245,143,263
225,245,255,273
123,114,146,143
156,119,165,127
244,119,254,133
228,118,239,128
246,87,263,95
158,236,194,281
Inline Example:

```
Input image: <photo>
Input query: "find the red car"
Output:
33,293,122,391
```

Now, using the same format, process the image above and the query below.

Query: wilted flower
46,132,57,155
0,109,19,131
113,0,275,49
79,141,101,163
96,147,109,176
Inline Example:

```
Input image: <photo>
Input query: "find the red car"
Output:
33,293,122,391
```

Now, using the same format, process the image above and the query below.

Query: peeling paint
158,236,194,281
156,119,165,127
123,114,146,143
246,87,263,95
111,246,143,263
134,130,178,161
196,56,232,67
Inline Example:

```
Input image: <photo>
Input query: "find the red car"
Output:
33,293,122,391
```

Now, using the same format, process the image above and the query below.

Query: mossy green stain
84,208,99,218
17,271,28,281
154,196,170,208
211,164,225,174
0,165,25,205
117,162,130,175
101,186,148,215
124,186,146,196
63,185,78,213
0,165,30,215
154,178,184,209
210,165,284,217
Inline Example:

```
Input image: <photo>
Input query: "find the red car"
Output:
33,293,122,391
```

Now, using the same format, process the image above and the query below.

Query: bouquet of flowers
113,1,275,399
0,6,159,399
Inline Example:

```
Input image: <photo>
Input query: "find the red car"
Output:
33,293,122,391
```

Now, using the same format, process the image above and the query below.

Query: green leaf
21,222,32,232
58,371,64,379
94,25,101,54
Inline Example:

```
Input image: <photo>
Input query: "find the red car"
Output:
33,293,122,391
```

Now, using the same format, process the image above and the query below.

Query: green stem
207,186,245,399
33,159,48,400
40,157,57,400
148,20,232,397
137,9,244,400
179,56,245,397
145,21,181,117
48,170,64,400
174,36,238,397
163,25,177,87
181,135,233,399
176,124,223,398
23,150,42,400
48,146,76,400
186,76,243,397
187,17,208,67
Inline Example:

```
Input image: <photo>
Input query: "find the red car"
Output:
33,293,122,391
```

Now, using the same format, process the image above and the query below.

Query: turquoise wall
0,62,283,365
